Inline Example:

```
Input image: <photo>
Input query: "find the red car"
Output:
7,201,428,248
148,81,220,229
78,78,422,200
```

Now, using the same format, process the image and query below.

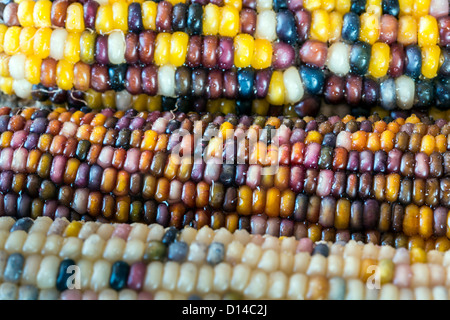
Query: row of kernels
1,63,307,105
1,110,450,158
4,1,449,49
2,105,450,144
4,106,450,147
0,145,448,216
2,229,450,297
2,66,448,110
1,126,449,184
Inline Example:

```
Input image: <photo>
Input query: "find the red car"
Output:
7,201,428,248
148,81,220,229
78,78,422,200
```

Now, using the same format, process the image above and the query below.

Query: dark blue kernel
172,3,187,31
276,10,297,44
351,0,366,14
380,78,396,110
206,242,225,265
342,12,360,43
299,66,325,95
56,259,76,292
236,99,252,115
108,64,127,92
110,261,130,291
17,194,32,219
162,96,177,111
162,226,179,245
219,164,235,187
404,45,422,79
414,79,434,108
31,84,49,102
168,241,189,262
273,0,288,11
439,48,450,77
382,0,399,16
237,68,255,100
3,253,24,284
322,133,336,148
10,217,33,232
30,117,48,134
187,4,202,35
350,42,371,75
435,77,450,110
313,243,329,257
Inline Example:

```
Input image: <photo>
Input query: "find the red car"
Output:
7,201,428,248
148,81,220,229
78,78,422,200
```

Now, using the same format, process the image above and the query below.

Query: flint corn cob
0,107,447,242
2,216,450,299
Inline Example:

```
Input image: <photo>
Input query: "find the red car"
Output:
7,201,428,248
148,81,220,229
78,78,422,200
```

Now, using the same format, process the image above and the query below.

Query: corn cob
0,107,447,242
2,216,450,299
0,34,448,108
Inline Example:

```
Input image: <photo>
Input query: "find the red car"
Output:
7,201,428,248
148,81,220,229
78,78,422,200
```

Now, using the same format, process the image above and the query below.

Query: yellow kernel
203,3,220,35
234,34,254,68
267,70,285,106
142,1,157,30
219,5,239,38
112,1,129,32
421,45,440,79
368,42,390,78
33,0,52,28
310,9,329,42
66,3,85,33
17,0,35,28
251,38,272,69
418,15,438,47
169,32,188,67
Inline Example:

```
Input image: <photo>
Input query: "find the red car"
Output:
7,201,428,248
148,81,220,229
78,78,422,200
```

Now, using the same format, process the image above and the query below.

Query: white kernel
22,233,45,255
213,263,231,293
77,259,93,290
395,75,415,110
342,256,361,279
177,262,198,294
379,284,399,300
326,42,350,76
327,255,344,278
287,273,307,300
49,28,68,61
21,254,42,286
122,239,145,264
144,262,163,291
157,64,176,97
162,261,179,291
255,10,276,41
267,271,288,299
90,260,112,292
59,237,83,260
345,279,365,300
196,265,214,294
12,79,32,98
258,249,279,273
230,263,251,292
36,255,60,289
102,237,125,262
4,230,27,253
244,270,268,299
241,242,262,268
283,66,304,104
108,31,126,64
306,255,327,276
292,252,310,273
81,234,105,261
